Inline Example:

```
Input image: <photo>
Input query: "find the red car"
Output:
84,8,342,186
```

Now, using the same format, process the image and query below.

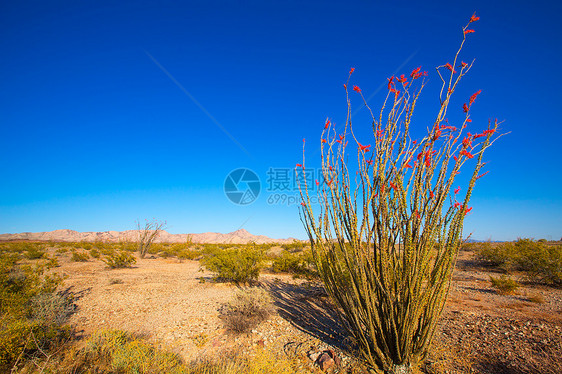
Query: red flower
483,129,496,136
358,143,371,152
464,29,475,35
404,163,413,169
466,118,472,123
343,83,347,90
387,77,394,90
454,202,460,208
366,160,373,165
453,155,458,161
454,187,460,194
410,67,421,78
349,67,355,74
321,139,327,143
429,191,434,199
465,207,473,215
353,85,361,93
470,14,480,22
396,74,407,84
301,202,306,206
415,210,420,219
376,129,383,137
460,150,474,159
445,63,456,73
315,180,319,186
412,140,417,145
389,181,397,190
469,90,482,105
461,61,468,68
463,103,469,113
296,163,302,168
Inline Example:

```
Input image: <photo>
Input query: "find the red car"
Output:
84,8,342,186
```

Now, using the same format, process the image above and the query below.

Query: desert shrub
116,241,137,252
489,275,520,295
39,329,307,374
53,329,186,374
220,288,272,334
30,291,76,325
102,251,136,269
281,240,306,252
474,241,513,268
202,247,264,284
90,248,101,259
476,239,562,286
514,240,562,286
177,249,200,261
70,251,90,262
271,250,317,278
56,247,69,254
0,251,70,371
24,245,46,260
186,347,305,374
148,242,166,255
80,242,93,250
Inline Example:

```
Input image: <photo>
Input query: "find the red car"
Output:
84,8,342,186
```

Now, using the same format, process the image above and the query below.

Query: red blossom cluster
410,67,427,79
358,143,371,152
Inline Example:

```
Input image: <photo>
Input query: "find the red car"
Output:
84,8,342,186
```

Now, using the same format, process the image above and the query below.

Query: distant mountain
0,228,299,245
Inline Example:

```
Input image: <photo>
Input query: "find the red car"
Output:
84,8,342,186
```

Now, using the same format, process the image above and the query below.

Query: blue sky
1,0,560,241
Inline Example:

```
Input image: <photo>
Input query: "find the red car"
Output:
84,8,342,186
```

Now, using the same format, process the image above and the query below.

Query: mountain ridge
0,229,299,244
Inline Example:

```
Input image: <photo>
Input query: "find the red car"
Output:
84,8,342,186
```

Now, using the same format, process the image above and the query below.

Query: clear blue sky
1,0,560,241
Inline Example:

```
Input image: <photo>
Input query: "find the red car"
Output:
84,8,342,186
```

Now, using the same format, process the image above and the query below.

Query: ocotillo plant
297,14,502,374
137,219,166,258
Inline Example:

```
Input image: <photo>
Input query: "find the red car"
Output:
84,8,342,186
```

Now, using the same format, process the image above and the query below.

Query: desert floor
56,249,562,373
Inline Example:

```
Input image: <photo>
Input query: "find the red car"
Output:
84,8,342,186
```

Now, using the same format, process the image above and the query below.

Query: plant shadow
262,280,352,351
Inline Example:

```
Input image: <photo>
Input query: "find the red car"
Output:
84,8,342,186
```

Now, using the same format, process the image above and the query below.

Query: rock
314,349,340,372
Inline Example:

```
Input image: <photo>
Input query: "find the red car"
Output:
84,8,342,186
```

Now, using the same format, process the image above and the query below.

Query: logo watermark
224,167,328,206
224,168,261,205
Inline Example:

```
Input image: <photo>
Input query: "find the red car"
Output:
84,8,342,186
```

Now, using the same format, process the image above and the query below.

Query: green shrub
281,240,305,252
271,250,317,278
24,245,46,260
474,241,513,269
80,242,93,250
489,275,520,295
476,239,562,286
71,251,89,262
102,251,136,269
515,240,562,286
202,247,264,284
90,248,101,259
220,288,272,334
60,329,186,374
0,250,70,371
